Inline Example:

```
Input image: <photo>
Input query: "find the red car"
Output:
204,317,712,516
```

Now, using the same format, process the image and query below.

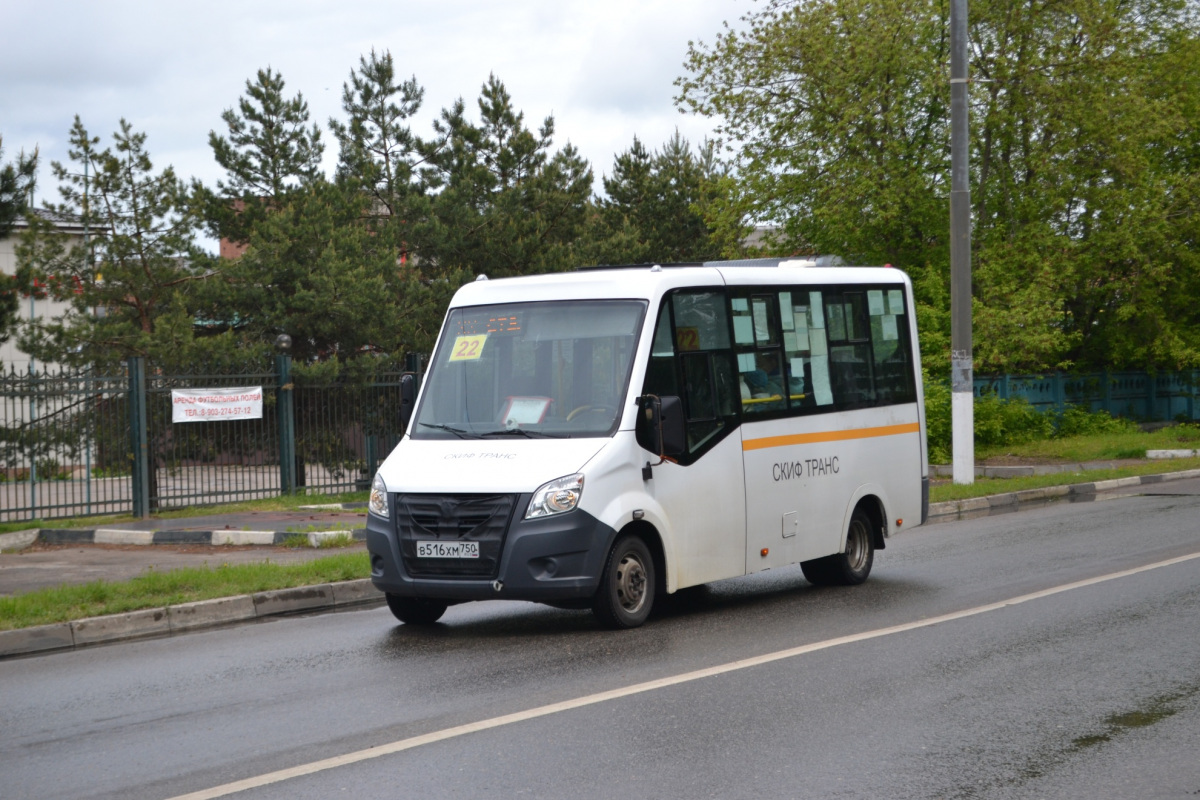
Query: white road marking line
166,550,1200,800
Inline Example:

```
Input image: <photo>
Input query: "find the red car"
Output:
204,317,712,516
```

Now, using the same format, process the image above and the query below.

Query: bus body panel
641,429,748,590
741,404,923,571
380,437,606,494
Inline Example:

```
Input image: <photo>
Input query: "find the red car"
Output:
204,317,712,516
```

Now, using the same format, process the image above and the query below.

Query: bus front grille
395,493,517,579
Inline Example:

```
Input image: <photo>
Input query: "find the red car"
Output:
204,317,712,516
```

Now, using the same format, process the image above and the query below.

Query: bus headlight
526,473,584,519
369,472,389,518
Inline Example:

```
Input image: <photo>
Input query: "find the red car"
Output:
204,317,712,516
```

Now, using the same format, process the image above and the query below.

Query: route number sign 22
449,334,488,362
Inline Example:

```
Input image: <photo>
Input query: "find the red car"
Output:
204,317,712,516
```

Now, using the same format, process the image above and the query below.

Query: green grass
0,551,370,631
976,426,1200,462
280,532,359,548
0,490,368,535
929,456,1200,503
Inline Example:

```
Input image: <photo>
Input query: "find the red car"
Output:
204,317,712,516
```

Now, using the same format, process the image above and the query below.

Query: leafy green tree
678,0,1200,373
590,131,730,265
198,67,324,246
1,136,38,344
420,74,593,278
15,117,222,369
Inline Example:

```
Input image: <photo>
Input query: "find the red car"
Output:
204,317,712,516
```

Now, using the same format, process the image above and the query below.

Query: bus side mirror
399,372,416,431
637,395,686,460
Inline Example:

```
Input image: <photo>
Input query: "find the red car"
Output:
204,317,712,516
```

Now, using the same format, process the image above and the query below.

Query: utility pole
950,0,974,484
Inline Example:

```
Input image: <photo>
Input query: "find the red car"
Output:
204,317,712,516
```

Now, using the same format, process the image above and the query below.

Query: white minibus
366,259,928,628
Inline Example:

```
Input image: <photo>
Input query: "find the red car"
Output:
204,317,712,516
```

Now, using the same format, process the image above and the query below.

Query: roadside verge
0,578,383,659
926,468,1200,520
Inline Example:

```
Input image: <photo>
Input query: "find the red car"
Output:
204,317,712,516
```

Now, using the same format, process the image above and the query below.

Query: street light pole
950,0,974,484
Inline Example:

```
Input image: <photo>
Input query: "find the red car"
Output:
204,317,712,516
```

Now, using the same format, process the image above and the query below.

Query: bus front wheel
386,594,449,625
801,507,875,586
592,535,655,629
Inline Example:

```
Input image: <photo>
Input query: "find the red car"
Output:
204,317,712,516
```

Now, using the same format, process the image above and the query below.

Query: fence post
1147,372,1158,421
28,365,38,515
1190,370,1197,422
276,354,296,495
128,357,150,518
1054,371,1065,414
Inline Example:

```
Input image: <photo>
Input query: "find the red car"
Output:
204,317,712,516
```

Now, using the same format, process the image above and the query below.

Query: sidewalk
0,505,370,595
4,467,1200,660
0,504,382,659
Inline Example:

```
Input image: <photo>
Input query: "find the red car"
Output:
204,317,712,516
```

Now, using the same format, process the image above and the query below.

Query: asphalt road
2,484,1199,799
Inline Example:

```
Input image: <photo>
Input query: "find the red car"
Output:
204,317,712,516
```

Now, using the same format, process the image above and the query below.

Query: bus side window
825,293,875,409
734,292,787,415
642,304,679,398
868,288,916,404
641,291,739,458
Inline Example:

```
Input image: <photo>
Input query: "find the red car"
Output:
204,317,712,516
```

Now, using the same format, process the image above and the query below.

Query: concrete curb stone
72,608,171,646
0,529,40,551
252,584,336,616
167,596,258,632
331,578,383,606
0,623,75,657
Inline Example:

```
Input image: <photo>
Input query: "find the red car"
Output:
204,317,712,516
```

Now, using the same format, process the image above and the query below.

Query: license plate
416,540,480,559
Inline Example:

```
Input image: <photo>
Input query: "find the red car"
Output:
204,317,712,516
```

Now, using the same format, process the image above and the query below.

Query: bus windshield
411,299,648,439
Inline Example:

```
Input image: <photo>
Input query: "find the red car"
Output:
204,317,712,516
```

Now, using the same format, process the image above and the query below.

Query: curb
0,526,366,551
927,468,1200,520
0,578,384,659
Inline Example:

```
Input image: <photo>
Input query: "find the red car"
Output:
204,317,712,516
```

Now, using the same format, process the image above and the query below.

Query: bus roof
449,261,911,308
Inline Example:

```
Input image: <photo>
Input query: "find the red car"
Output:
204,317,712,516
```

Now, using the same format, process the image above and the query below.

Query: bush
923,371,951,464
922,377,1139,463
1054,405,1138,437
974,393,1053,447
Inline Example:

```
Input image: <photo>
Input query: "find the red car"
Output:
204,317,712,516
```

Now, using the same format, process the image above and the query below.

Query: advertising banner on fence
171,387,264,423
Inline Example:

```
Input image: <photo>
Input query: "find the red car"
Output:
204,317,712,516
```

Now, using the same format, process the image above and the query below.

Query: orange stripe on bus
742,422,921,451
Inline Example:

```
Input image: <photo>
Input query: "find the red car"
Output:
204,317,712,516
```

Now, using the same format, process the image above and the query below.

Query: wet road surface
2,484,1199,799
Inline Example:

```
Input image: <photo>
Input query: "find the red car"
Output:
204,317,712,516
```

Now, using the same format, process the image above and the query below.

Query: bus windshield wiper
481,428,567,439
418,422,482,439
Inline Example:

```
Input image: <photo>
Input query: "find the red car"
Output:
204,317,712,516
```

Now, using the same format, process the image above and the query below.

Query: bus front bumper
366,503,617,603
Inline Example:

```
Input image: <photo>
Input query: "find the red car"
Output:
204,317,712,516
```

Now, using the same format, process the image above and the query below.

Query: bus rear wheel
386,594,449,625
801,507,875,586
592,535,655,629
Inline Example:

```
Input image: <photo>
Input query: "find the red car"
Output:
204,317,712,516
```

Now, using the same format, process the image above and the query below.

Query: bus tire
592,534,655,629
801,507,875,586
386,593,449,625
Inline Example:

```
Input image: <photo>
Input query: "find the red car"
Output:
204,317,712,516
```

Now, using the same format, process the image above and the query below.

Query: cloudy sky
2,0,748,221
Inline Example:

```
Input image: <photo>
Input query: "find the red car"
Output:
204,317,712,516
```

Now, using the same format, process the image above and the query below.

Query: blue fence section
974,371,1199,422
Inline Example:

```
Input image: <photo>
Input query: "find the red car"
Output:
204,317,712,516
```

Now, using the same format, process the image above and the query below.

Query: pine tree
420,74,593,278
592,132,728,265
15,117,221,368
199,67,324,245
1,136,38,344
329,49,424,219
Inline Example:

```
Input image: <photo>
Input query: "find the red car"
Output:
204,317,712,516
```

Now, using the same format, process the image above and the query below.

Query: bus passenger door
640,292,748,589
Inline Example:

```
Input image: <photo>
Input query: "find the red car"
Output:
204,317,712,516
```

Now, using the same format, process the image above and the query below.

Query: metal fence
975,370,1200,422
1,364,133,521
1,357,412,523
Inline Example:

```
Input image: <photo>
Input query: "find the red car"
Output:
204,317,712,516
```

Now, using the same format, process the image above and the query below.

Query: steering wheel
566,404,617,422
